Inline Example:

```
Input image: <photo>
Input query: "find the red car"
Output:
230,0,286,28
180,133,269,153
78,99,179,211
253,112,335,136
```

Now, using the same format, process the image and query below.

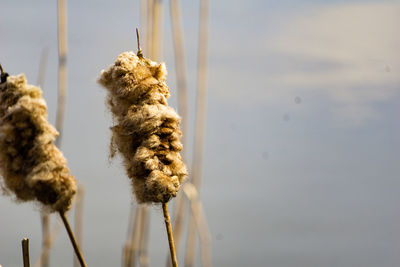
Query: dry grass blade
185,0,210,265
73,185,85,267
22,238,31,267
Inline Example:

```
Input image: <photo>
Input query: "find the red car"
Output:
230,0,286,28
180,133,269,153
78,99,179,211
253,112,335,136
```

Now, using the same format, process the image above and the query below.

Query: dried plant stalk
98,51,187,203
168,0,189,264
152,0,163,60
40,213,50,267
55,0,68,148
183,183,211,267
185,0,210,265
146,0,154,59
131,206,143,267
22,238,30,267
169,0,188,152
138,205,150,267
123,205,141,267
33,219,62,267
40,0,69,261
37,47,49,89
36,46,51,267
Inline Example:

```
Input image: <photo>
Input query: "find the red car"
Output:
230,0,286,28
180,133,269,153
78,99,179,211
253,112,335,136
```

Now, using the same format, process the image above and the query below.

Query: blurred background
1,0,400,266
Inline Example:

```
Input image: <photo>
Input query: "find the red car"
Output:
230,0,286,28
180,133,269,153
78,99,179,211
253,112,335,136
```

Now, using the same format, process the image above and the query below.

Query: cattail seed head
0,74,76,212
98,51,187,203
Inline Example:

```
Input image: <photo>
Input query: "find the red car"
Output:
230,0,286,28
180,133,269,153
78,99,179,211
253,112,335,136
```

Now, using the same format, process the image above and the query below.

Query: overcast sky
1,0,400,266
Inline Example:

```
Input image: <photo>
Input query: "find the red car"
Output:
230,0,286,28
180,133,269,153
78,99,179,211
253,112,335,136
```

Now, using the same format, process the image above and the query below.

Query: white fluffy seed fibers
0,74,76,212
98,51,187,203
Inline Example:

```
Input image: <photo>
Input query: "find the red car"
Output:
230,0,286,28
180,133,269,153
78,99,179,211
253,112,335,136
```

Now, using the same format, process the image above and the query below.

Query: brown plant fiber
0,74,76,212
98,51,187,203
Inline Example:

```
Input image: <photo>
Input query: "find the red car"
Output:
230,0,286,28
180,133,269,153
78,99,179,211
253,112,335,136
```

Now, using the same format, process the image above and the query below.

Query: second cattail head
99,51,187,203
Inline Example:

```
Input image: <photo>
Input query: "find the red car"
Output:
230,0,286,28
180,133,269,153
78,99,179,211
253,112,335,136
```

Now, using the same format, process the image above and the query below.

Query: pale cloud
268,2,400,124
214,2,400,125
270,2,400,86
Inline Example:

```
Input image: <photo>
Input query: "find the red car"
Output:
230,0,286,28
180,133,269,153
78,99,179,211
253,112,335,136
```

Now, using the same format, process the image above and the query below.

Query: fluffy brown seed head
99,51,187,203
0,74,76,212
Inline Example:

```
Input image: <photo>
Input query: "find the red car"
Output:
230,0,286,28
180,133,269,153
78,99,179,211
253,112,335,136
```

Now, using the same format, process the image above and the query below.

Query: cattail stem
73,185,85,267
22,238,31,267
59,211,87,267
162,202,178,267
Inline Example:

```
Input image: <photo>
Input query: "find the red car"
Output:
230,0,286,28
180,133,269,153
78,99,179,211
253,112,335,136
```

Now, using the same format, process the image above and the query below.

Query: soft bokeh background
1,0,400,266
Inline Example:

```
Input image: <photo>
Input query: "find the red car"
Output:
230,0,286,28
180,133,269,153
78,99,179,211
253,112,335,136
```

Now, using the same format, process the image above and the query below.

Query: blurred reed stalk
36,47,51,267
183,183,211,266
73,185,85,267
151,0,163,60
41,1,87,266
37,48,49,89
138,205,150,267
146,0,153,60
168,0,189,265
56,0,68,148
39,215,50,267
123,205,141,267
184,0,210,266
140,0,147,50
40,0,69,264
34,221,62,267
22,238,30,267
